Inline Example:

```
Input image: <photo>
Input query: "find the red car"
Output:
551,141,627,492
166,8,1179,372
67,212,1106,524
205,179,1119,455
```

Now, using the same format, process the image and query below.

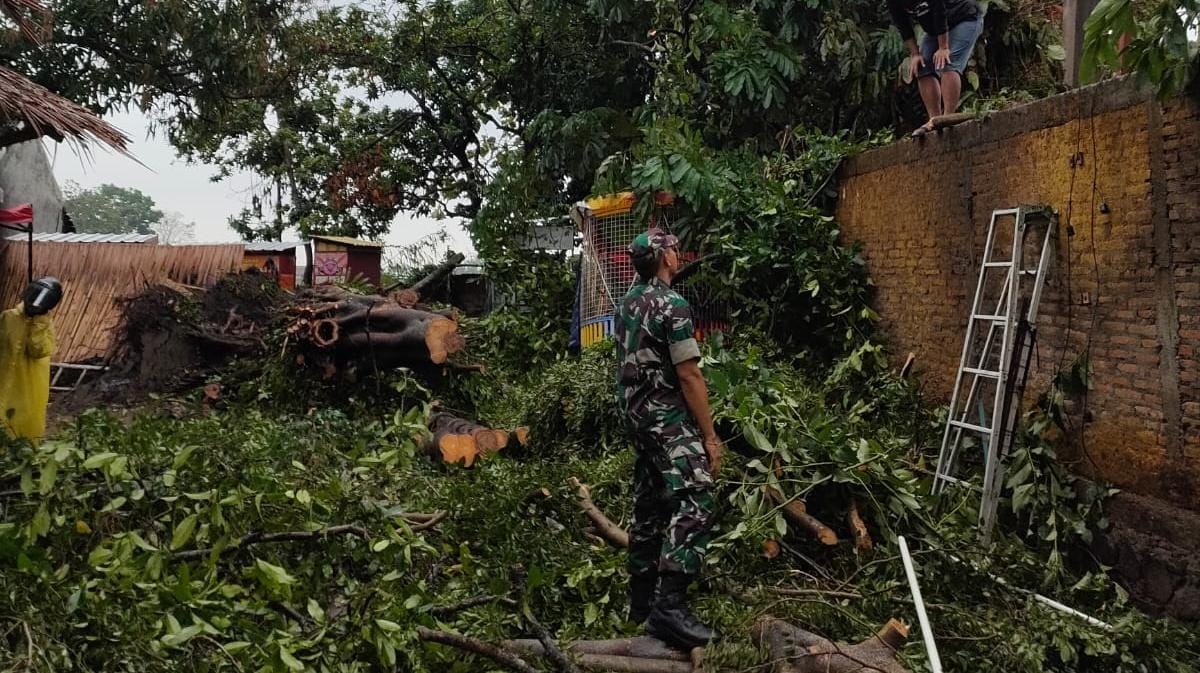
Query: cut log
764,486,838,546
288,291,464,369
312,318,339,347
762,539,781,559
569,477,629,548
510,427,530,448
426,411,509,466
751,616,911,673
846,499,873,552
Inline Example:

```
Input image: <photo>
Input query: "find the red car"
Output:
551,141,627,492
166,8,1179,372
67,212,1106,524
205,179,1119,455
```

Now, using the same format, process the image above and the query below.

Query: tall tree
63,182,164,235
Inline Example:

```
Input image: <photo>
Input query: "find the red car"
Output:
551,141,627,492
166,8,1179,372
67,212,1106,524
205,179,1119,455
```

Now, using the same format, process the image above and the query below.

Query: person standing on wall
615,228,722,650
0,278,62,444
888,0,985,137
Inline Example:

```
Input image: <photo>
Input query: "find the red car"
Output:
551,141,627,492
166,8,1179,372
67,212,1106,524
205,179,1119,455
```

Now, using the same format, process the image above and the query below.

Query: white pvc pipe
946,553,1114,631
898,536,944,673
1029,593,1115,631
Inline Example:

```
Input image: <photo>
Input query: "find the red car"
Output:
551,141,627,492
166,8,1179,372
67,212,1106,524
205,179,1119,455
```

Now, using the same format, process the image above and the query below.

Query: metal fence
573,193,727,348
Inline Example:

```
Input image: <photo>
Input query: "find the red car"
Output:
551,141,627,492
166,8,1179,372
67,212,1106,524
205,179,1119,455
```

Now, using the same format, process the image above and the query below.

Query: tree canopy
1,0,1066,241
63,182,164,236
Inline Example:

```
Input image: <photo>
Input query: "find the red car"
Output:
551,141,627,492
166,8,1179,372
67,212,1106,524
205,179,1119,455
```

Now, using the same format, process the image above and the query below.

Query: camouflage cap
628,227,679,258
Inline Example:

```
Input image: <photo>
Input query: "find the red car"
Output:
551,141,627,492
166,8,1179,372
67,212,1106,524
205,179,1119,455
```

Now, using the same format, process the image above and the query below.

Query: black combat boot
644,571,714,650
627,572,658,624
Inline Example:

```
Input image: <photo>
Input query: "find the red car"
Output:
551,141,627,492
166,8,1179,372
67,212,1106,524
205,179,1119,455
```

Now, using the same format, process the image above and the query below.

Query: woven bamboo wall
0,241,244,363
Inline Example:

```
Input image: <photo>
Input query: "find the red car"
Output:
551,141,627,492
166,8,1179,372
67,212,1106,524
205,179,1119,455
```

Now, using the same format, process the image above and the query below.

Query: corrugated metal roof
245,241,302,252
310,235,385,248
3,232,158,244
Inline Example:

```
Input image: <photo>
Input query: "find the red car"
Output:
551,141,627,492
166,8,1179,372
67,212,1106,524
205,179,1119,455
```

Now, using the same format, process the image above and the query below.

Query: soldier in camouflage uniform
616,228,722,650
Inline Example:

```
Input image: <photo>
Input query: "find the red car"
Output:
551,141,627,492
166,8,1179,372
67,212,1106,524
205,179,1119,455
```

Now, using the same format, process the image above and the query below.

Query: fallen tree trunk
751,616,911,673
288,289,465,370
569,477,629,548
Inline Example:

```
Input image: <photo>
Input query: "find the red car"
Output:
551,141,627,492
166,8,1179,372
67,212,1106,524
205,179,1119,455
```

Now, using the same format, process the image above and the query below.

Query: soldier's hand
703,435,723,475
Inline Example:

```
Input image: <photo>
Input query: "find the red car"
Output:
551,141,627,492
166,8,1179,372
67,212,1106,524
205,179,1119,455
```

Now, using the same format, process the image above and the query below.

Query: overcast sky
46,109,474,253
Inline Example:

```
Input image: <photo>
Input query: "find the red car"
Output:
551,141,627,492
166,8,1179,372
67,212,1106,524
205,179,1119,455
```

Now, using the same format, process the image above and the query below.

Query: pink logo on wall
314,252,348,284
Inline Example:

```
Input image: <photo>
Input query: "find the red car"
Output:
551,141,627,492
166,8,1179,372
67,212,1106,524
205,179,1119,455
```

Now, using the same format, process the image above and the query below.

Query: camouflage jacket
615,277,702,431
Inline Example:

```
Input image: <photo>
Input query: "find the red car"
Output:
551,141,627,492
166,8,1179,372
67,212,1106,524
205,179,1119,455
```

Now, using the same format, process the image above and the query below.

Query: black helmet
23,277,63,316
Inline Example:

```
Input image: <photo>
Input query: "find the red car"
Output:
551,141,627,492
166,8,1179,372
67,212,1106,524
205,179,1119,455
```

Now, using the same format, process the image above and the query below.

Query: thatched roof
1,0,130,153
1,0,51,45
0,67,131,153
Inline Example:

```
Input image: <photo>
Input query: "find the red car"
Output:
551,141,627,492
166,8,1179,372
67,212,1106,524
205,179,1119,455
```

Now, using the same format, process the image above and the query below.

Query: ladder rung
972,314,1008,322
963,367,1000,378
935,473,963,484
983,262,1011,268
949,419,993,434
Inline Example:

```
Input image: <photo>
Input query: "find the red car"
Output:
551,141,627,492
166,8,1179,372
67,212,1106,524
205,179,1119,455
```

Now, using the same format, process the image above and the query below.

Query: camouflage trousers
627,420,716,579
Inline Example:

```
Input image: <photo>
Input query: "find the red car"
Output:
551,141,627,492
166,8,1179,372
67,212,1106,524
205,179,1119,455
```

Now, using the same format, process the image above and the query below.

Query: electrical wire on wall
1047,87,1103,472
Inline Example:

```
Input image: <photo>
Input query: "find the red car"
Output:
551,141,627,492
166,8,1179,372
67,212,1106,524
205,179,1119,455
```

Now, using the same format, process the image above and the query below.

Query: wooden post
1063,0,1100,87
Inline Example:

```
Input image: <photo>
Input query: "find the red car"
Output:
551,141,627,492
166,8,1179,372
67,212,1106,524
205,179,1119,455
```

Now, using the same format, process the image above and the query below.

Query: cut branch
847,499,873,552
416,627,540,673
928,112,976,131
386,251,467,304
406,510,449,532
569,477,629,548
764,486,837,546
171,524,369,561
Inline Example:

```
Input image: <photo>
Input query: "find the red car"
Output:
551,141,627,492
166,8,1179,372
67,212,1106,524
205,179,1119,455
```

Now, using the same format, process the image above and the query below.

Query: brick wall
836,78,1200,511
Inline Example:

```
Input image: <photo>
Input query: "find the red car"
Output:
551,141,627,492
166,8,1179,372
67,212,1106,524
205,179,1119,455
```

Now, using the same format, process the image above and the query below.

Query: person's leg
914,33,942,131
918,76,943,120
628,443,670,623
940,71,963,114
645,423,716,648
941,15,984,114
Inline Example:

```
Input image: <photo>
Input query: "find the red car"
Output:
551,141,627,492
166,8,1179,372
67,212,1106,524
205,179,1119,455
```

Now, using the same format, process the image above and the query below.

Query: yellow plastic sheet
0,304,54,443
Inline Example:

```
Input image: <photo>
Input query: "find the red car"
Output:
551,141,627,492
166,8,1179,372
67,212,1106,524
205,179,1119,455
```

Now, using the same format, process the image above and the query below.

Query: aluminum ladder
933,206,1057,540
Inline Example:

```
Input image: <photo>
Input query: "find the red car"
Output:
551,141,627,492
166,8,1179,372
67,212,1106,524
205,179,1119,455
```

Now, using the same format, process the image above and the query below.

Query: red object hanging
0,203,34,226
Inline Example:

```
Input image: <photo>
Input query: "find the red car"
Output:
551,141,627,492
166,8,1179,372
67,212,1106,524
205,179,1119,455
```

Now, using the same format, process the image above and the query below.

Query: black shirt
887,0,980,40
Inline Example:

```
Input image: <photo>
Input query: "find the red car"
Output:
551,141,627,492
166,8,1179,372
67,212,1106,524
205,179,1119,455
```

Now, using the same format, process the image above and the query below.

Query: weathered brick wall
836,78,1200,511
